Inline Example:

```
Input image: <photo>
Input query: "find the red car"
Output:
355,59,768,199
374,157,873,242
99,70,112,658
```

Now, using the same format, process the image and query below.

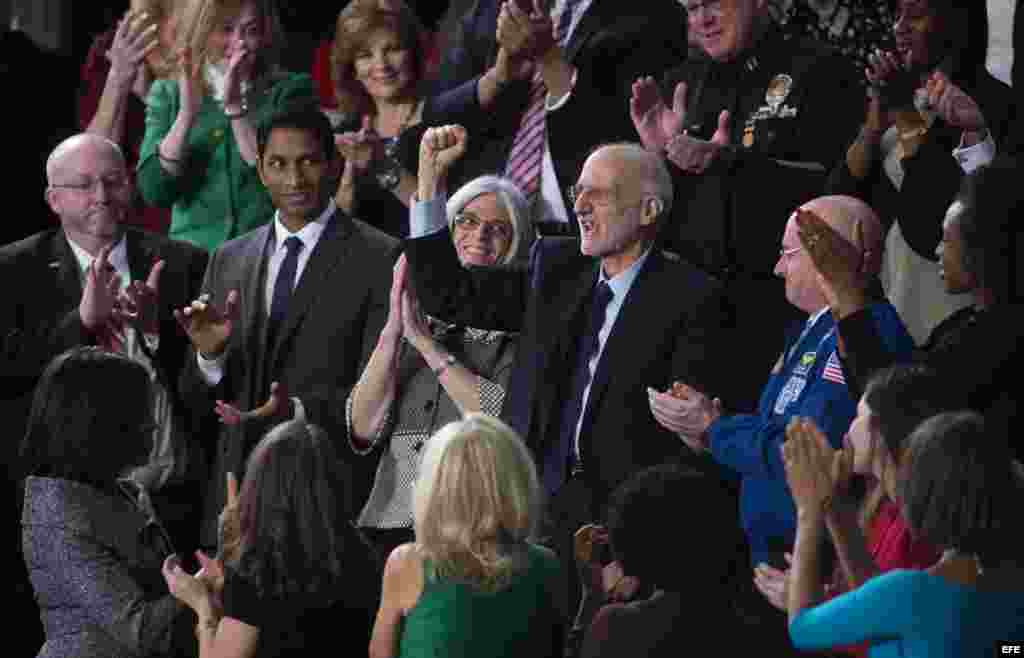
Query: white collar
66,233,129,277
271,198,336,252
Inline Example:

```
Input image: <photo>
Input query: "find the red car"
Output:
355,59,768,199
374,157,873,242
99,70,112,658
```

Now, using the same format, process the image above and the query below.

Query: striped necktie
504,0,582,202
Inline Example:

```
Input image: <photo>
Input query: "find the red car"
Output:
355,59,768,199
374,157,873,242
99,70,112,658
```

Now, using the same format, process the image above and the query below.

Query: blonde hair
331,0,425,116
412,414,541,591
175,0,282,81
130,0,182,78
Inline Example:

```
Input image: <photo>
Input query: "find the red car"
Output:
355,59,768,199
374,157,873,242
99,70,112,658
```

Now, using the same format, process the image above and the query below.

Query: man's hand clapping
79,244,122,331
647,382,722,455
173,290,239,359
630,78,688,153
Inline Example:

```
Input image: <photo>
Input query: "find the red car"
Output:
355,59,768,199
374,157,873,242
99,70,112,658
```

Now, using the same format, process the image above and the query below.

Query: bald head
800,195,885,276
594,142,674,217
46,134,126,186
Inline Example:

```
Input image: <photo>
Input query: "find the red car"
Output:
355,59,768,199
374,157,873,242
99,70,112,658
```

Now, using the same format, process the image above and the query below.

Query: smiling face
774,214,828,314
452,193,513,267
935,201,974,295
688,0,763,63
257,126,337,231
893,0,938,71
353,28,416,103
208,1,265,68
574,147,656,278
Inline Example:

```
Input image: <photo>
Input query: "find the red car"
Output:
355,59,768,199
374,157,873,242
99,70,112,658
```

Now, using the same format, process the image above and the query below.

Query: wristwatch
432,353,457,377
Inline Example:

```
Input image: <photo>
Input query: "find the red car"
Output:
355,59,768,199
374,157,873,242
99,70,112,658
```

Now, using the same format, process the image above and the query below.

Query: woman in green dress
137,0,315,251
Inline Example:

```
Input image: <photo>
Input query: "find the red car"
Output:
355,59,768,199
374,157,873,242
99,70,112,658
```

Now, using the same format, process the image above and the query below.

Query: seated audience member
138,0,316,251
649,195,913,650
406,128,728,620
21,347,191,658
755,364,949,656
348,150,530,563
570,465,742,658
785,411,1024,655
162,420,380,657
797,159,1024,456
632,0,864,409
826,0,1012,344
330,0,529,237
369,413,565,658
80,0,181,234
492,0,687,232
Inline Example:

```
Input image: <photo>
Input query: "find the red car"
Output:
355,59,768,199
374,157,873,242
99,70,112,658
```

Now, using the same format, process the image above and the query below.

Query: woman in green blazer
138,0,315,251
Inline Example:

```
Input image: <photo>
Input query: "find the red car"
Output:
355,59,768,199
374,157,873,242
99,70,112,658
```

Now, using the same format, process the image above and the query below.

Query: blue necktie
266,236,302,348
554,0,582,46
544,280,613,496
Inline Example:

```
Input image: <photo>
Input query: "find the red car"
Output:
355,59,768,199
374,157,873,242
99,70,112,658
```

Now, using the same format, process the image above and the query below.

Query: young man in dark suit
175,103,398,547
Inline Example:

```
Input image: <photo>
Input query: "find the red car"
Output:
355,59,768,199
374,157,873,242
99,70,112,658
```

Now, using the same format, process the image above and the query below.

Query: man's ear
640,197,664,226
45,188,61,217
256,154,267,187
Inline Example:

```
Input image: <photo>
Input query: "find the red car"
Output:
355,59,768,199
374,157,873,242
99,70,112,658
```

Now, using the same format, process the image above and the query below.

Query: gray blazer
21,476,186,658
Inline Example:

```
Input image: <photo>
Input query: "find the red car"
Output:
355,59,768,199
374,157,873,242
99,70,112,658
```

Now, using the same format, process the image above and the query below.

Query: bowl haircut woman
21,347,188,658
369,413,565,658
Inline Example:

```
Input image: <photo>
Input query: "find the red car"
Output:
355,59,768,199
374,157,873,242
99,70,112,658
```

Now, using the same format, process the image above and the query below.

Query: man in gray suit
175,103,398,546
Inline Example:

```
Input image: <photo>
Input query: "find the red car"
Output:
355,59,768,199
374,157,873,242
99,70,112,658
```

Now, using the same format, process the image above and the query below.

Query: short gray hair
446,175,533,265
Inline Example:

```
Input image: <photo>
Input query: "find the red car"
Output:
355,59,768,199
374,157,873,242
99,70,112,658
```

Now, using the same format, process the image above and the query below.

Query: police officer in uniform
632,0,865,411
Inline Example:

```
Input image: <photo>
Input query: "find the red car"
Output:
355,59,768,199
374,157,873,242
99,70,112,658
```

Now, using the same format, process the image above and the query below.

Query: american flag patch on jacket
822,350,845,385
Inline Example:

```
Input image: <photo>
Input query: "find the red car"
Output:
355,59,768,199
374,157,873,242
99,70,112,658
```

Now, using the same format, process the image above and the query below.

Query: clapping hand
176,46,204,120
214,381,289,426
418,124,468,200
647,382,722,454
173,290,239,359
665,110,731,175
222,36,257,115
573,525,640,602
79,244,122,331
107,10,159,89
630,78,687,153
923,71,986,135
218,472,241,564
793,208,868,318
782,418,852,516
753,553,792,611
381,254,408,343
400,275,433,354
335,115,383,178
162,554,216,616
497,0,556,61
119,259,164,334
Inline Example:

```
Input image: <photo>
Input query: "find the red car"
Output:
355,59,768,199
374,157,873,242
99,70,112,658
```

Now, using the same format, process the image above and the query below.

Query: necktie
504,0,581,202
544,280,613,495
266,236,303,348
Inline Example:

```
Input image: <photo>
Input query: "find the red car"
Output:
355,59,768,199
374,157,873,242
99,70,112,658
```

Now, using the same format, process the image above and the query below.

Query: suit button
424,400,434,412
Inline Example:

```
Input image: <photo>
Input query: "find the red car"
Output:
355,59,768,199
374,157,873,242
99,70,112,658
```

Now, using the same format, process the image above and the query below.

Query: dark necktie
266,236,303,348
544,280,614,496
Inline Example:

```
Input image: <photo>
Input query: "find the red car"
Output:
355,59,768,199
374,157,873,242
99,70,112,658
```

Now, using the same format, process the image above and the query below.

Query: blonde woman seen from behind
370,414,566,658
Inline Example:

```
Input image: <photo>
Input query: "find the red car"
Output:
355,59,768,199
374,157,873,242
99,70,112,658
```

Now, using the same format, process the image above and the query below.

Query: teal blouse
137,72,315,252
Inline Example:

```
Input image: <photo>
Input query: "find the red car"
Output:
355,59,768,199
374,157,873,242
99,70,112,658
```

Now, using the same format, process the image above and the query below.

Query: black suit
179,210,398,544
407,230,728,503
0,227,207,654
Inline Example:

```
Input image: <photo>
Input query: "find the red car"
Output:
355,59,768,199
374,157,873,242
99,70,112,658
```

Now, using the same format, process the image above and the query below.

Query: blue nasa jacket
708,302,914,565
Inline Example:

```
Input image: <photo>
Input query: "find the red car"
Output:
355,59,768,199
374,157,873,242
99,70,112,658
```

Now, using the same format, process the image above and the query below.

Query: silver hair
45,134,127,185
594,142,674,218
446,175,533,265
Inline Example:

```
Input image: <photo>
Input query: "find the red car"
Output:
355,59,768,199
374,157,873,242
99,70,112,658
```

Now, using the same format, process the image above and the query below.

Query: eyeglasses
566,183,618,208
51,174,130,194
452,213,513,240
682,0,723,19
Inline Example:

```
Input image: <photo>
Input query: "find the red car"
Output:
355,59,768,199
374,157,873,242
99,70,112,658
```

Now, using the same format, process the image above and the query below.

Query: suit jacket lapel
580,251,663,435
563,0,604,63
266,211,353,372
50,232,83,303
125,230,155,283
241,225,273,406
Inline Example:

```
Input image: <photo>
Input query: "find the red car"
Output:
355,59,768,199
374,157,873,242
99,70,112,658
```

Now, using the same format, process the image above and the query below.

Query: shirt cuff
952,131,996,173
196,350,227,386
545,68,579,111
409,192,449,238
